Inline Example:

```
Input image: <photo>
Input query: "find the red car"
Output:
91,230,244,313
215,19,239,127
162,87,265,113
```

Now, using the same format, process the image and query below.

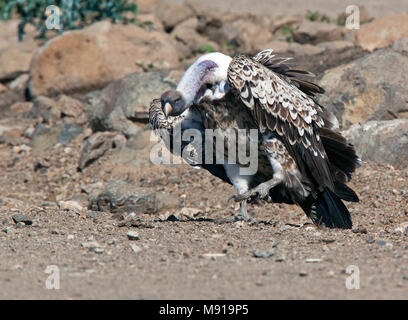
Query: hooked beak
163,102,173,117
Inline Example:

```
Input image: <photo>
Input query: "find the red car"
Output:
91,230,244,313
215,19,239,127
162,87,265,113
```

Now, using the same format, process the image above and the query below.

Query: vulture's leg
236,199,250,221
222,164,254,222
232,176,283,202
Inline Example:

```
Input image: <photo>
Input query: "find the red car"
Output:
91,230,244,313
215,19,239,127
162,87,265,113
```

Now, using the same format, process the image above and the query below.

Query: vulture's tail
302,187,353,229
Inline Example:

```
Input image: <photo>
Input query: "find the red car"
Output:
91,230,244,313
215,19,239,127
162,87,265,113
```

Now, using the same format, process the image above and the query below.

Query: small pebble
127,230,140,240
11,214,32,226
251,250,275,258
130,244,142,254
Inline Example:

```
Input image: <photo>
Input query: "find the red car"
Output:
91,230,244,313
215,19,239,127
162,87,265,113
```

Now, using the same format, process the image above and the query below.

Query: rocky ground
0,1,407,299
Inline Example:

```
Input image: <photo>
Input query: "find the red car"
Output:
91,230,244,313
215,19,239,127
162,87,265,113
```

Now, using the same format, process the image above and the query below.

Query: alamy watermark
45,5,62,30
150,127,259,175
45,265,60,290
345,5,360,30
345,265,360,289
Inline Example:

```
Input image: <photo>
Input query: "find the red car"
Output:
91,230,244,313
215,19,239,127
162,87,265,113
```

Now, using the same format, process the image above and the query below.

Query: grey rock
30,123,83,152
86,71,180,137
377,240,388,246
86,211,103,219
11,214,33,226
88,180,179,214
108,128,158,168
293,20,346,44
167,214,180,222
78,131,124,170
130,243,142,253
342,119,408,169
392,37,408,56
317,50,408,129
251,250,275,258
23,96,59,124
127,230,140,240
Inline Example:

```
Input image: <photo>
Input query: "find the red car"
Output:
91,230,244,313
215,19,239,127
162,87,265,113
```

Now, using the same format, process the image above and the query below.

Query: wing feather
228,54,334,191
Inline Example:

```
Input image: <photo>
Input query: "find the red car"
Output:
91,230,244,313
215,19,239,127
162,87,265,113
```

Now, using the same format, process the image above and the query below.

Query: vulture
149,49,361,229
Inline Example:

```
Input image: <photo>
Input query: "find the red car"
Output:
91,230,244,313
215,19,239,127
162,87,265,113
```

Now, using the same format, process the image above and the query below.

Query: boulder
134,0,162,14
342,119,408,169
154,2,195,31
317,50,408,128
78,131,125,170
355,14,408,52
316,40,354,51
137,13,164,31
58,95,87,124
265,40,324,56
88,179,179,214
337,5,373,26
29,21,180,97
270,15,303,34
172,17,219,58
86,71,182,137
30,123,83,153
212,15,273,51
392,37,408,56
293,20,347,44
23,96,59,124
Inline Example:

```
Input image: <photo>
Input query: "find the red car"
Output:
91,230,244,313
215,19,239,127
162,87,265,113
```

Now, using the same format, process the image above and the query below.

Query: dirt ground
0,122,407,300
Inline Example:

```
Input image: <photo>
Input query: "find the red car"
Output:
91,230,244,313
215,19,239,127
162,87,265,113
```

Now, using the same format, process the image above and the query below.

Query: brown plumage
149,49,361,228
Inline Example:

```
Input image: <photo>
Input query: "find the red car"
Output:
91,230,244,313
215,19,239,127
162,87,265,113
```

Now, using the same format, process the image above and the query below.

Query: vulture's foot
217,200,254,223
232,178,282,202
236,200,250,221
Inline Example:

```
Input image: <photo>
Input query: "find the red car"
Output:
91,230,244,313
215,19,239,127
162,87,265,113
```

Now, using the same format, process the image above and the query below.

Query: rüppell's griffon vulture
149,49,361,229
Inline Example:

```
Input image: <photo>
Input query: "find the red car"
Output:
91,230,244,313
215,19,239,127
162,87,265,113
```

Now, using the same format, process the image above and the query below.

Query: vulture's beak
163,102,173,117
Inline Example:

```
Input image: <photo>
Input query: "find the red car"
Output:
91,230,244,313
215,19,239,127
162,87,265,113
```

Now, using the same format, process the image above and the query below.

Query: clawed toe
232,184,270,203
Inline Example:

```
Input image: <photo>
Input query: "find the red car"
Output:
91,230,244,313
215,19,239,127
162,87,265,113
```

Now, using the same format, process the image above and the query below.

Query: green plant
1,0,138,41
306,10,320,22
197,43,215,54
281,25,294,43
306,10,332,23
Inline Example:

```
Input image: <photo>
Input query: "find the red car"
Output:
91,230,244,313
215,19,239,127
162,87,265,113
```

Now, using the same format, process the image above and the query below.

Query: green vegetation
197,43,215,54
306,10,332,23
0,0,138,41
281,25,294,43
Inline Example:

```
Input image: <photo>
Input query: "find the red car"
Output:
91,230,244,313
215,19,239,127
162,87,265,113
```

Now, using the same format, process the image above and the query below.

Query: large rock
154,2,195,31
343,119,408,169
210,15,273,52
78,131,125,170
30,123,83,153
355,14,408,52
86,71,182,137
293,20,346,44
134,0,162,14
88,179,179,214
172,17,219,59
0,20,39,80
317,50,408,128
29,21,180,97
337,5,373,26
264,40,324,56
392,38,408,56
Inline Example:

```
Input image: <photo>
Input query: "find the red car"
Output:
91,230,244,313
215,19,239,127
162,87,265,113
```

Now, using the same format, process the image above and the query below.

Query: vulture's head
160,52,232,117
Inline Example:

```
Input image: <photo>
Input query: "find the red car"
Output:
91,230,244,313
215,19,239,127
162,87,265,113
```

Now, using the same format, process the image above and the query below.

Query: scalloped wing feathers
228,54,334,191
